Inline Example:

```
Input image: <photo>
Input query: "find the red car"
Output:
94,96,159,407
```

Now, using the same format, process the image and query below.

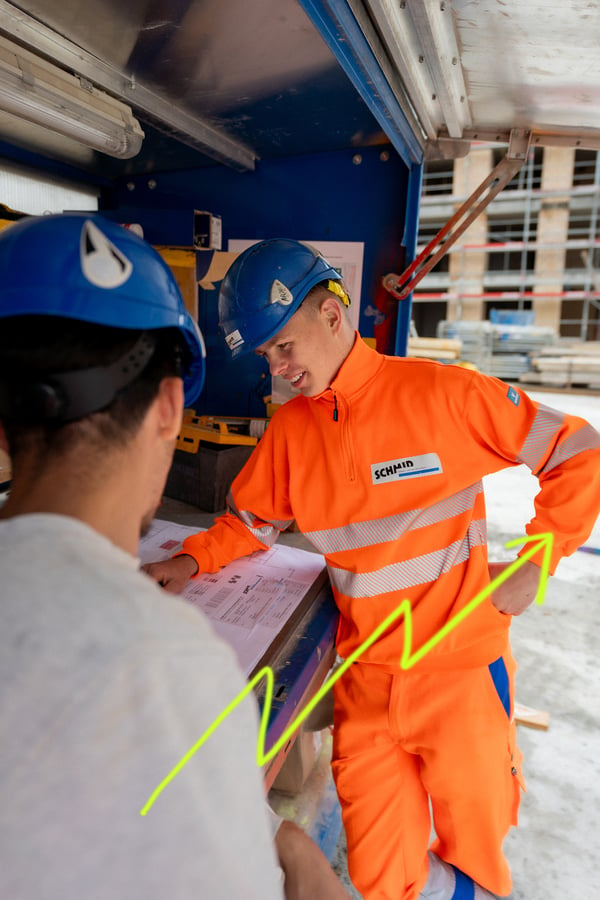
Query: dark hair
0,315,185,461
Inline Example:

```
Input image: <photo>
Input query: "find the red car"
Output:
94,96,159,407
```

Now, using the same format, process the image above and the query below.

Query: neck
1,435,161,556
330,326,358,377
331,329,359,380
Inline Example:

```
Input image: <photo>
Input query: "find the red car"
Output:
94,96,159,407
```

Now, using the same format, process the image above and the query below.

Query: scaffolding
414,147,600,343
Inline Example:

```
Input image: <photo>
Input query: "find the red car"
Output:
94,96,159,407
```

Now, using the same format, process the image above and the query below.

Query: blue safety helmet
218,239,344,358
0,214,206,409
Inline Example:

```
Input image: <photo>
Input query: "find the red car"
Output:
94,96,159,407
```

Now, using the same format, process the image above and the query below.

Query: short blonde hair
302,279,351,317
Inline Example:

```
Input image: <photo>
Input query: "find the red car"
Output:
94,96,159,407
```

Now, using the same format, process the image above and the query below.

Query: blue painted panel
200,283,272,418
111,145,412,415
263,587,339,751
395,161,424,356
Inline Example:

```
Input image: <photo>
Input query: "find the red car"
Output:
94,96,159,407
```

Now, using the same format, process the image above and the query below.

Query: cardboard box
271,729,323,795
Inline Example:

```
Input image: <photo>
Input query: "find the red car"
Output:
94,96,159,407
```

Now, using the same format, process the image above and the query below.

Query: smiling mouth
290,371,306,385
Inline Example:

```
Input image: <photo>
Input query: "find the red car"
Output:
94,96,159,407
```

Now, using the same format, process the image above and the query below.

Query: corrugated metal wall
0,161,99,215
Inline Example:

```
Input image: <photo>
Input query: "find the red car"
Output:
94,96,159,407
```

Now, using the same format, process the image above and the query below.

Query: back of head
218,238,351,358
0,214,206,460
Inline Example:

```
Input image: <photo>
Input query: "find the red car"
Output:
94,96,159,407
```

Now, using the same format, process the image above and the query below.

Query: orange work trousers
331,651,524,900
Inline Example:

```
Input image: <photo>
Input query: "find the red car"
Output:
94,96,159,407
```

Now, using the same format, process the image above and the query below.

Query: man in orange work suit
145,240,600,900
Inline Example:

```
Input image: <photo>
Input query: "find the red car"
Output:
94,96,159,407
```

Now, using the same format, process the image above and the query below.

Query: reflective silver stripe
304,482,484,555
327,520,488,599
542,423,600,474
517,404,565,471
226,490,291,547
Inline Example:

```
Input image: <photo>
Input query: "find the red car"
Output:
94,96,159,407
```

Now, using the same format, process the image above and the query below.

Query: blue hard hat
0,213,205,404
218,239,343,358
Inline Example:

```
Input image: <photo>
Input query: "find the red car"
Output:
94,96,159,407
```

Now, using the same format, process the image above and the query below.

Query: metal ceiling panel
1,0,600,178
364,0,600,151
0,0,388,175
453,0,600,135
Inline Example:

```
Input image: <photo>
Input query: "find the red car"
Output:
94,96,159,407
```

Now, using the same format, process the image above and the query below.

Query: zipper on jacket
331,390,356,481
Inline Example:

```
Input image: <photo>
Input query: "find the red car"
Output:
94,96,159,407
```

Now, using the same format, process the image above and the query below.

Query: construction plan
138,519,327,676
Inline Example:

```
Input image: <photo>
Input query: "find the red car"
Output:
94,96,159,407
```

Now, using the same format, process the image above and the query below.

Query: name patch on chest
371,453,443,484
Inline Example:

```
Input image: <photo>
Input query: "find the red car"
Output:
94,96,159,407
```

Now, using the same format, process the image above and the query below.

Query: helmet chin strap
0,332,157,425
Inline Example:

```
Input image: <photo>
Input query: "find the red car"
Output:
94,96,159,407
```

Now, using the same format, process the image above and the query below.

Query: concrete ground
159,388,600,900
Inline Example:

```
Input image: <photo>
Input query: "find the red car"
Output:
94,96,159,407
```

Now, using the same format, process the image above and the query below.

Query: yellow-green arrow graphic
399,531,553,669
140,532,553,816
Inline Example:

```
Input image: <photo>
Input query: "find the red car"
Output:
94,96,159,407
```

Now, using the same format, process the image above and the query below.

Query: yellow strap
327,279,351,307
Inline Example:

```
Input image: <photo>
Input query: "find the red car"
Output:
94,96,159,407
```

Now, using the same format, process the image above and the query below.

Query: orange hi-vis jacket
181,336,600,671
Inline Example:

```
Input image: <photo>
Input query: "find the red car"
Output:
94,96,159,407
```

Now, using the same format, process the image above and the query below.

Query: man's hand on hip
488,559,543,616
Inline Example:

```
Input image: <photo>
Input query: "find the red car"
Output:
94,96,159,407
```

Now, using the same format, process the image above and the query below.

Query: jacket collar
315,332,385,403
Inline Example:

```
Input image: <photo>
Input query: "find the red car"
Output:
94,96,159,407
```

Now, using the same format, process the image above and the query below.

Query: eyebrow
258,333,290,353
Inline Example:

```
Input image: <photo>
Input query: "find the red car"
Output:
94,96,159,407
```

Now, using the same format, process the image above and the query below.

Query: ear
155,376,185,441
0,420,9,454
320,296,343,332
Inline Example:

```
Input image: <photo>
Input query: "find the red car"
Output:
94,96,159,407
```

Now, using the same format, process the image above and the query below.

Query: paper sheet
138,519,326,675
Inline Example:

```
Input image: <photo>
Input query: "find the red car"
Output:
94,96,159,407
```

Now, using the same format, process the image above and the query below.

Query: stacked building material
438,320,560,380
436,321,493,370
407,336,462,361
489,323,558,380
520,343,600,389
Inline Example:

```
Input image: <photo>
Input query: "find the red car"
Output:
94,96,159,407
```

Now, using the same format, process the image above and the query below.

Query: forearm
525,447,600,571
181,509,271,574
181,421,293,575
464,373,600,572
274,820,351,900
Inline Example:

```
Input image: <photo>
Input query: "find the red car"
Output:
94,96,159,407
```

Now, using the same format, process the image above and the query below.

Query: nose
267,353,286,377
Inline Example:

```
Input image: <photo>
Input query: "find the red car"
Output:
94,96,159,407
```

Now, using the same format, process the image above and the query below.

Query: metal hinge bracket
383,129,532,300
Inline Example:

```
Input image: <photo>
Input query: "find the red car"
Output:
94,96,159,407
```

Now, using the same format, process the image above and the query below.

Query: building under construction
415,146,600,341
409,147,600,387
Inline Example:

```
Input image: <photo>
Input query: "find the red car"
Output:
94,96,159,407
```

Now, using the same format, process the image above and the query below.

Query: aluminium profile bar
438,127,600,153
297,0,425,168
431,239,600,253
579,152,600,339
363,0,438,141
0,0,256,171
395,162,424,355
406,0,472,139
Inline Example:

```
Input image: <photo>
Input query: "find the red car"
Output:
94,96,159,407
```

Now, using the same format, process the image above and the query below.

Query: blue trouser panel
488,655,511,718
451,865,476,899
447,654,510,899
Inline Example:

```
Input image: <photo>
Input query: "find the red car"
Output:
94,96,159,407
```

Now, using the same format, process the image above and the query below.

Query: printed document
138,519,326,675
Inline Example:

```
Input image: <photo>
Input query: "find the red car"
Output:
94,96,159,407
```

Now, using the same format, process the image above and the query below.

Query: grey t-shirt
0,513,283,900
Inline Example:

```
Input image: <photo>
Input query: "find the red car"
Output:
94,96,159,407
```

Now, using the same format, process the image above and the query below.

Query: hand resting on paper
141,553,199,594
